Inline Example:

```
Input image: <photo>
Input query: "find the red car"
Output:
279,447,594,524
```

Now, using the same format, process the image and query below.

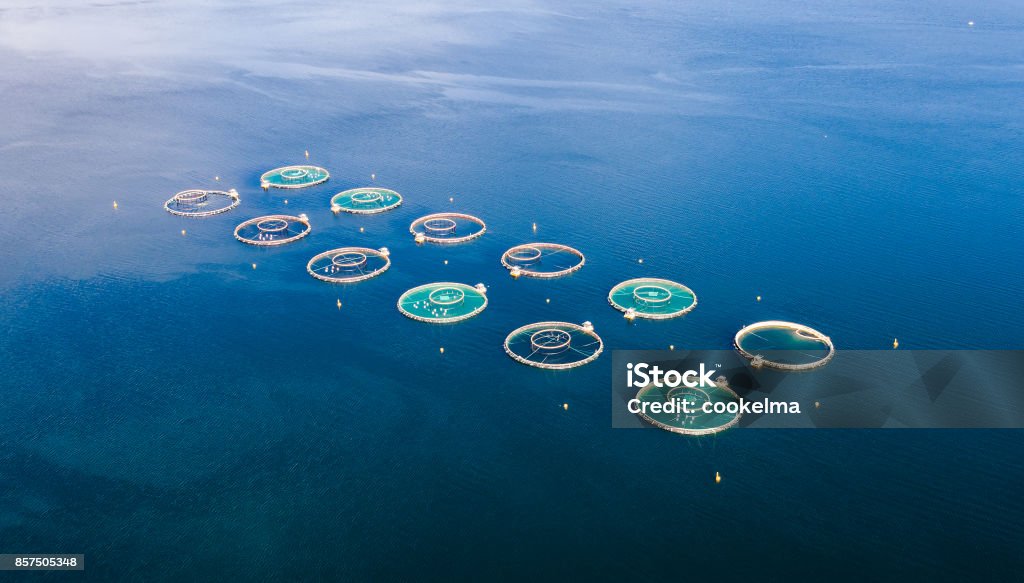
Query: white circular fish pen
504,321,603,369
409,213,486,244
733,320,835,370
307,247,391,283
397,282,488,323
260,165,330,189
330,187,403,214
500,243,585,279
164,189,240,217
608,278,697,320
234,214,312,246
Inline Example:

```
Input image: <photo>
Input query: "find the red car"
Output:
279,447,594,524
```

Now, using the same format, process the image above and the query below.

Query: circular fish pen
397,282,488,323
500,243,585,279
234,214,312,246
260,165,330,189
307,247,391,283
330,187,403,214
734,320,835,370
504,321,603,370
164,189,240,217
633,380,741,436
608,278,697,319
409,213,486,244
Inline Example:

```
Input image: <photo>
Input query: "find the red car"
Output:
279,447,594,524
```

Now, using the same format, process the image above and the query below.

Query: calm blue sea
1,1,1022,580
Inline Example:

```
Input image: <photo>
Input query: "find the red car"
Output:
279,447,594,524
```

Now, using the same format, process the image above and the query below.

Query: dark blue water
1,1,1023,580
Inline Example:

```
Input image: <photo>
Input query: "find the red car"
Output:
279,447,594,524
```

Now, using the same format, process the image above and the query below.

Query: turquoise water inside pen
1,1,1023,580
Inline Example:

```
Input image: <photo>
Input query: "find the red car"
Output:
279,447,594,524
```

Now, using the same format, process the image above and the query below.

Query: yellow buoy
440,347,445,354
715,471,721,484
113,201,118,209
562,403,568,411
336,299,342,309
251,263,257,270
669,345,675,351
893,338,899,350
756,295,762,302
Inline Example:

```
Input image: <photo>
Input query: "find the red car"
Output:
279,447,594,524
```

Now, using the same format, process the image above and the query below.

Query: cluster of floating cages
260,165,330,189
164,189,240,217
501,243,585,279
410,213,486,244
397,282,488,323
331,187,403,215
733,320,835,370
234,214,311,246
163,167,838,442
307,247,391,283
608,277,697,320
633,379,742,436
503,321,603,370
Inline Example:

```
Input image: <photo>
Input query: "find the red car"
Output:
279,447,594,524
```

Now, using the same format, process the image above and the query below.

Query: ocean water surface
1,0,1023,579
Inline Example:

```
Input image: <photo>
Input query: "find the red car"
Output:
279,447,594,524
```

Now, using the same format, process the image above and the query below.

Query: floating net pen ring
428,286,465,306
410,213,486,244
164,189,240,217
175,190,208,205
733,320,835,371
633,285,672,306
507,246,543,264
504,321,602,370
424,218,457,234
607,278,697,320
234,214,311,246
260,165,330,189
500,243,584,278
280,168,308,179
530,329,572,354
330,188,403,215
307,247,390,283
351,191,383,205
332,251,368,269
397,282,488,323
257,218,289,233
